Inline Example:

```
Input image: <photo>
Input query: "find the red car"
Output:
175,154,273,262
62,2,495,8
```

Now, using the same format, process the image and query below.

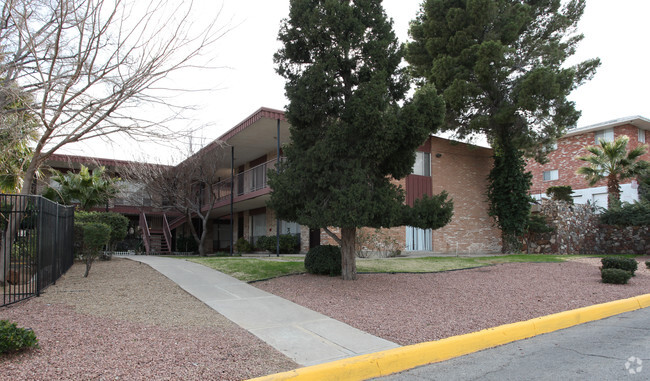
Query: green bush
305,245,341,276
646,261,650,269
75,211,128,252
74,221,111,277
526,214,554,234
0,320,38,354
601,268,632,284
176,235,199,253
235,237,253,253
256,234,300,254
601,257,638,275
599,201,650,226
546,186,574,204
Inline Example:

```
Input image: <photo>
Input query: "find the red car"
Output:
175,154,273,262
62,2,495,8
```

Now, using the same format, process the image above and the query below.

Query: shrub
235,237,253,254
526,214,554,234
75,211,128,253
601,268,632,284
255,234,300,254
176,235,199,253
0,320,38,354
546,185,574,204
305,245,341,276
599,201,650,226
601,257,638,275
74,221,111,277
646,261,650,269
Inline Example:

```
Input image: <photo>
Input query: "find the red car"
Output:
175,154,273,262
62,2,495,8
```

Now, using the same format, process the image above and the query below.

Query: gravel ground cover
0,258,297,380
255,257,650,345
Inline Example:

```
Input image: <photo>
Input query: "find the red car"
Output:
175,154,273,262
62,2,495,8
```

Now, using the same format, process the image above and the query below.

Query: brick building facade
527,116,650,207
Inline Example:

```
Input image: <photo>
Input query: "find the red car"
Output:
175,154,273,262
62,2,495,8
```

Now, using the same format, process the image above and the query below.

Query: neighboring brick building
527,116,650,207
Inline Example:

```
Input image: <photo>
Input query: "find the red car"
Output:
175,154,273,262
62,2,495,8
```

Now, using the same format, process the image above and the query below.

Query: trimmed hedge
601,268,632,284
0,320,38,354
601,257,638,276
256,234,300,254
305,245,341,276
546,185,574,204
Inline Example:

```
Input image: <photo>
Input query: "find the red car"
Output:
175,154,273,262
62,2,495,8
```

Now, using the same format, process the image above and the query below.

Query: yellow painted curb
248,293,650,381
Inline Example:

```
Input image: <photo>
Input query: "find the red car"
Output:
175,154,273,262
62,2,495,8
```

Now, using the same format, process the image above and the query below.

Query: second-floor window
594,128,614,144
543,169,559,181
639,128,646,143
412,151,431,176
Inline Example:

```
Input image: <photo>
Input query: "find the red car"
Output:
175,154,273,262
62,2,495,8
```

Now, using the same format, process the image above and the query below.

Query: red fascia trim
218,107,286,142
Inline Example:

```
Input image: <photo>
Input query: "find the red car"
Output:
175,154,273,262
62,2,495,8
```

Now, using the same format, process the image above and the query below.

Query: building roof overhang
564,115,650,137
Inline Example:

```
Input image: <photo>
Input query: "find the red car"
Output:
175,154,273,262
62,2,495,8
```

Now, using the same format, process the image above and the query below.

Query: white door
406,226,432,251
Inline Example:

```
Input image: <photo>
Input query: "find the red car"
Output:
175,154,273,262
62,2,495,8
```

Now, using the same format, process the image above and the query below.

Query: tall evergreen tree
270,0,453,280
406,0,599,252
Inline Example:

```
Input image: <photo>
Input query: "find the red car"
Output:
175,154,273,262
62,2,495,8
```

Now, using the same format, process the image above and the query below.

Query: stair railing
139,212,152,254
162,214,172,253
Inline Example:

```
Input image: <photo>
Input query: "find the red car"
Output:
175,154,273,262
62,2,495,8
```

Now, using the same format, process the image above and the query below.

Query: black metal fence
1,194,74,307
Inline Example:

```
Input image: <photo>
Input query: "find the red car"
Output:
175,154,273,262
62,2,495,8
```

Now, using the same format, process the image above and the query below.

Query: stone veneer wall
523,200,650,255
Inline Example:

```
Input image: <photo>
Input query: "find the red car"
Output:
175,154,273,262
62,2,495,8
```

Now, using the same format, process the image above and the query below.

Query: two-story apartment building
527,116,650,207
44,107,503,254
185,107,501,255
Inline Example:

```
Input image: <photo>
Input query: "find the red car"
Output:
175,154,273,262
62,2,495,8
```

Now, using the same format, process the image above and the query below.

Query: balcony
212,157,284,204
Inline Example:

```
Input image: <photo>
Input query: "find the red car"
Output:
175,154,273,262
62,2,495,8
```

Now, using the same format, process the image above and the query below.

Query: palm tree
43,165,120,210
577,136,650,208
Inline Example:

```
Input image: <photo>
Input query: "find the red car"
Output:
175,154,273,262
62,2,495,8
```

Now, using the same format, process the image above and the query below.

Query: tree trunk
607,175,620,209
501,231,521,254
84,256,93,277
198,215,209,257
340,227,357,280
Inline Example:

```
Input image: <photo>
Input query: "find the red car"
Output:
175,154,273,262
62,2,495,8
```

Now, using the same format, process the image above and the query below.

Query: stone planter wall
522,200,650,255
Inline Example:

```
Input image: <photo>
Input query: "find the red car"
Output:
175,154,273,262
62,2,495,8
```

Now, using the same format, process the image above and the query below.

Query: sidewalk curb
248,293,650,381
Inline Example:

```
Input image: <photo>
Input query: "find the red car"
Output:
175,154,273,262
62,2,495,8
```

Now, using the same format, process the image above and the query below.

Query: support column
276,118,281,257
230,145,234,256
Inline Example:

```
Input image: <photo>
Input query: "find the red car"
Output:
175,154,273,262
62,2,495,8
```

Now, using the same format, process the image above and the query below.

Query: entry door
406,226,432,251
309,228,320,248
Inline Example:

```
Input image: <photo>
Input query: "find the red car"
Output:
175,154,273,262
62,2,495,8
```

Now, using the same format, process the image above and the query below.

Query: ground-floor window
250,213,266,246
406,226,432,251
280,220,300,235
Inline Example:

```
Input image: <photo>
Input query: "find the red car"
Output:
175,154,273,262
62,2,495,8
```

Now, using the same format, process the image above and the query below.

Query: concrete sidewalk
126,255,399,366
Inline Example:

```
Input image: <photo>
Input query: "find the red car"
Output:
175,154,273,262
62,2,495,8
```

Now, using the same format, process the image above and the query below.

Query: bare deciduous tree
123,141,229,256
1,0,228,282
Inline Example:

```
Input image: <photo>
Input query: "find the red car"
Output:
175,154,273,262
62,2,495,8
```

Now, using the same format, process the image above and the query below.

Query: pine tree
406,0,599,252
270,0,453,280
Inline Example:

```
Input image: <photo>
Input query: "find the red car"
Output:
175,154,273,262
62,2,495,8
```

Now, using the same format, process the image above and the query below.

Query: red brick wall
528,124,650,194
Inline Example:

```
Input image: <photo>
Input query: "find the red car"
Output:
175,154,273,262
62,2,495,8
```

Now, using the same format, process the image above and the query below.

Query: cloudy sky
61,0,650,163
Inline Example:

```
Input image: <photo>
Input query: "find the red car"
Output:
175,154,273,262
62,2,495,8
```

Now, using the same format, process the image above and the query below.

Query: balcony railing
212,157,284,203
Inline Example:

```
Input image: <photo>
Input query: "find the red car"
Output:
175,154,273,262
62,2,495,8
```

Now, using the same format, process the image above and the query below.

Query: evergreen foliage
75,211,129,251
600,268,632,285
0,320,38,354
255,235,300,254
234,237,253,254
599,201,650,226
486,144,533,251
270,0,452,279
577,136,650,208
546,186,574,204
74,221,111,277
406,0,599,253
601,257,638,276
305,245,342,276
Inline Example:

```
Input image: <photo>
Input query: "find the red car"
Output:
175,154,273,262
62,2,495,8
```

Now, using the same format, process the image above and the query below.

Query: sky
60,0,650,164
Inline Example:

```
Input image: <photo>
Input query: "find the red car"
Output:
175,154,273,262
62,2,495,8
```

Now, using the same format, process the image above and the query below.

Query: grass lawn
179,254,583,282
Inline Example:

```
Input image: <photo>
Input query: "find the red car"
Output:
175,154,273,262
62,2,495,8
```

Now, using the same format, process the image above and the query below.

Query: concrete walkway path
126,255,399,366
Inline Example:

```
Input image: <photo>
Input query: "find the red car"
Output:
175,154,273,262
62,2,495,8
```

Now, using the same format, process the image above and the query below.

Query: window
594,128,614,144
406,226,432,251
543,169,558,181
639,128,646,143
280,220,300,235
412,151,431,176
250,213,266,245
